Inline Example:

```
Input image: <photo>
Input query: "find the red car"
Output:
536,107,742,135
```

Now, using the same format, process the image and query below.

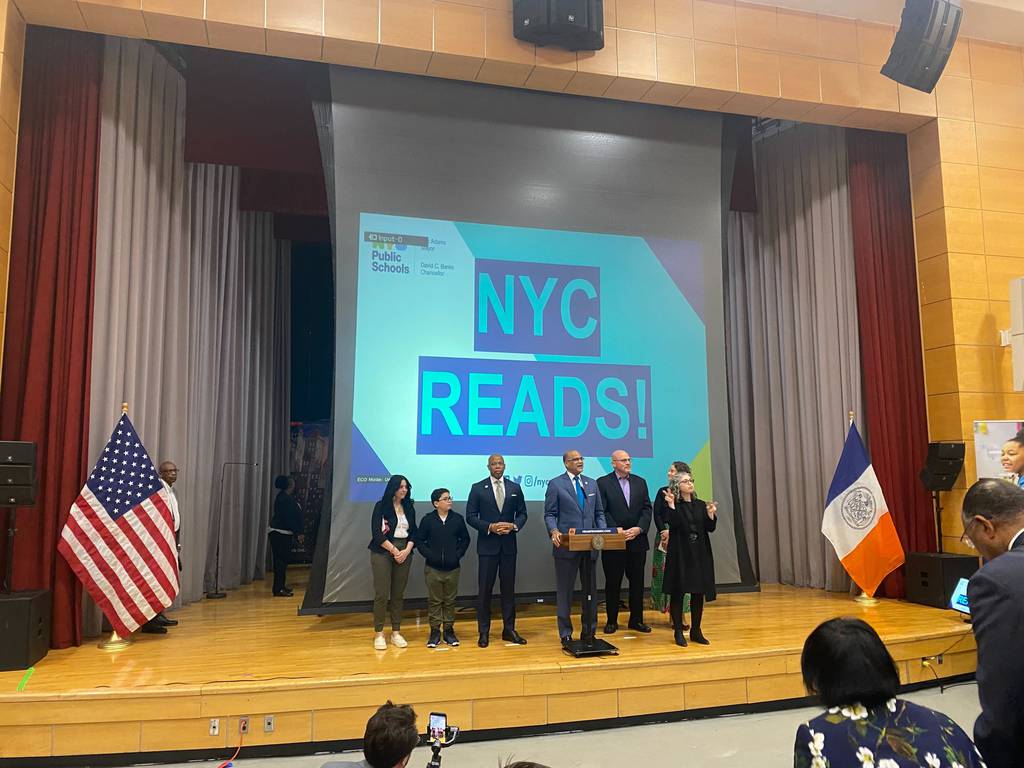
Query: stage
0,573,976,764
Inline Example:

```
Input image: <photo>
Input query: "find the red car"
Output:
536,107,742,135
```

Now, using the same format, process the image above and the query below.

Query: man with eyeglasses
544,449,606,650
596,450,652,634
416,488,470,648
959,478,1024,768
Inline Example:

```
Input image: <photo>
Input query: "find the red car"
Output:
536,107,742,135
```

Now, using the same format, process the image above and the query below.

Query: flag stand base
854,592,879,607
98,631,131,651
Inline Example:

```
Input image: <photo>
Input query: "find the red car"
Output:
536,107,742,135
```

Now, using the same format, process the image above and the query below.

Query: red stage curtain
0,28,103,647
847,128,935,597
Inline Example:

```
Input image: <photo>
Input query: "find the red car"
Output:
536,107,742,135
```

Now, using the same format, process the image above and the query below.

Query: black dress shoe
628,622,652,633
501,629,527,645
273,590,293,597
141,622,167,635
690,632,710,645
155,613,178,627
603,622,618,634
478,634,489,648
673,628,687,647
560,635,573,650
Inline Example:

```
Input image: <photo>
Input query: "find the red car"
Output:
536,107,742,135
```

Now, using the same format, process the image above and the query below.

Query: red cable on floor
217,732,244,768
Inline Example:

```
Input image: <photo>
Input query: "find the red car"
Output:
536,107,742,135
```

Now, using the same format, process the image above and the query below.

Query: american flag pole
58,401,179,649
97,403,133,651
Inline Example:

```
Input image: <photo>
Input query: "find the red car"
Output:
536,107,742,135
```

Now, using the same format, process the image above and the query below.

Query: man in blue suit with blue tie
545,449,606,649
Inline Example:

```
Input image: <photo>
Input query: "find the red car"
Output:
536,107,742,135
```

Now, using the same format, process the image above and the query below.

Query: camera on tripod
426,711,459,768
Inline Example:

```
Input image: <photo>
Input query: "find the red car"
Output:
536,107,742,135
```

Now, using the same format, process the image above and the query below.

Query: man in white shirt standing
141,460,181,634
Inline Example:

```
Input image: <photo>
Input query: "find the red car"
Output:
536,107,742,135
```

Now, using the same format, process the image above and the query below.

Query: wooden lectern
561,528,626,552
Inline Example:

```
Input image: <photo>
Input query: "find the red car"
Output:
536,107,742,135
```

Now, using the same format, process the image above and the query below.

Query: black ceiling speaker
513,0,604,52
881,0,963,93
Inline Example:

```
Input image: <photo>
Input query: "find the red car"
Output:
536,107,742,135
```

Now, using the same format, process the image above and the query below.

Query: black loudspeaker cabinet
919,441,964,492
881,0,962,93
0,441,35,465
513,0,604,51
0,439,37,506
904,552,977,609
0,590,50,671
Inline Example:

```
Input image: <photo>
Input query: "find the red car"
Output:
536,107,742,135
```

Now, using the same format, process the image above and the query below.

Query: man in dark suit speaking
545,449,606,649
466,454,528,648
960,478,1024,768
596,450,652,634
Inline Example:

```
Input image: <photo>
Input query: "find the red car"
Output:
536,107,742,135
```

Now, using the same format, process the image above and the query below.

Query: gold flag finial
121,402,129,414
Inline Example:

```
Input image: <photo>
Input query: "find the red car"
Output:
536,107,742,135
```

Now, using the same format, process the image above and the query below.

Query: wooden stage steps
0,578,976,762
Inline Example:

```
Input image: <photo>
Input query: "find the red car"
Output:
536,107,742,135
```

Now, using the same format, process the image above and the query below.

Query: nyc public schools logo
840,486,877,530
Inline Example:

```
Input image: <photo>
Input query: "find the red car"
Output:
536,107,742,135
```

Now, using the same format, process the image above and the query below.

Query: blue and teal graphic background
351,212,712,501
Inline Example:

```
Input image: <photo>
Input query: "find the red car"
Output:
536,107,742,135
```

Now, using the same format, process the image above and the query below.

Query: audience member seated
960,478,1024,768
794,618,985,768
322,701,419,768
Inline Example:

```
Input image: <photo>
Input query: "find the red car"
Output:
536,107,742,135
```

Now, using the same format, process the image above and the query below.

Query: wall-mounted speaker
881,0,962,93
0,441,36,507
919,442,965,492
513,0,604,52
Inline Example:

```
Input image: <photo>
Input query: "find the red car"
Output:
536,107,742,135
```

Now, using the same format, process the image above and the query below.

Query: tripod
426,727,459,768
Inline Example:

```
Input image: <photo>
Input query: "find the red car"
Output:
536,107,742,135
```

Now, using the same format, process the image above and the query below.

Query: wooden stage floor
0,573,976,762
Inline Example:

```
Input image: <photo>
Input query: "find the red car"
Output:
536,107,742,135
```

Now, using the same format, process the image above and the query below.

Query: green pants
371,547,412,632
424,565,460,629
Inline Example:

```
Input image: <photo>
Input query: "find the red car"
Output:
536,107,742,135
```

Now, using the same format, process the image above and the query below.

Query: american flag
57,414,179,637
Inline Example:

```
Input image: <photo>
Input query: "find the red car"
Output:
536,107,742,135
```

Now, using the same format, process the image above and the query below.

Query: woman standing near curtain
268,475,302,597
368,475,418,650
652,462,691,627
654,466,717,647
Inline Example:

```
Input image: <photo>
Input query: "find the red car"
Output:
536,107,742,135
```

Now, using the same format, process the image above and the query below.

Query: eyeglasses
959,518,978,550
678,478,695,484
567,456,584,462
438,496,452,502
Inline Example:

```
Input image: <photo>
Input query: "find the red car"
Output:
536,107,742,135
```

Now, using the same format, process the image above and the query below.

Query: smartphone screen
428,712,447,741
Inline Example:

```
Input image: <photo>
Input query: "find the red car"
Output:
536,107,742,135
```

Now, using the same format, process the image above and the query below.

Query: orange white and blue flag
823,423,905,597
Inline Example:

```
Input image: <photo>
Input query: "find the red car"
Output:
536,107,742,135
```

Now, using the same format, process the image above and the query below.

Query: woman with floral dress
794,618,985,768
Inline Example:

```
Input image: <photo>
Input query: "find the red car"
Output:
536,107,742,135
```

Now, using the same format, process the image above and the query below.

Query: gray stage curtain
87,38,291,629
725,124,861,591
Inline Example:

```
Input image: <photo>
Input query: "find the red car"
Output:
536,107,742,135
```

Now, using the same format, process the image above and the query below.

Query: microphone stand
206,461,257,600
2,508,15,595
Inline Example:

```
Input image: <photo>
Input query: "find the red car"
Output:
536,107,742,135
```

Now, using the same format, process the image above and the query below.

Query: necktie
575,476,586,510
495,479,505,509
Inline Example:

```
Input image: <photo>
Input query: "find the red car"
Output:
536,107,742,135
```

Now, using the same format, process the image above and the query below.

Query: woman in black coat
368,474,418,650
269,475,303,597
653,465,717,647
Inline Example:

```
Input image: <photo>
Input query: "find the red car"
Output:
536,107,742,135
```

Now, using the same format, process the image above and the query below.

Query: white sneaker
391,631,408,648
373,632,387,650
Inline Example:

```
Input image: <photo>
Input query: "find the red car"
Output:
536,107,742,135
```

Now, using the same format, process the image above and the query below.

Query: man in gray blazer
960,478,1024,768
544,449,606,649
